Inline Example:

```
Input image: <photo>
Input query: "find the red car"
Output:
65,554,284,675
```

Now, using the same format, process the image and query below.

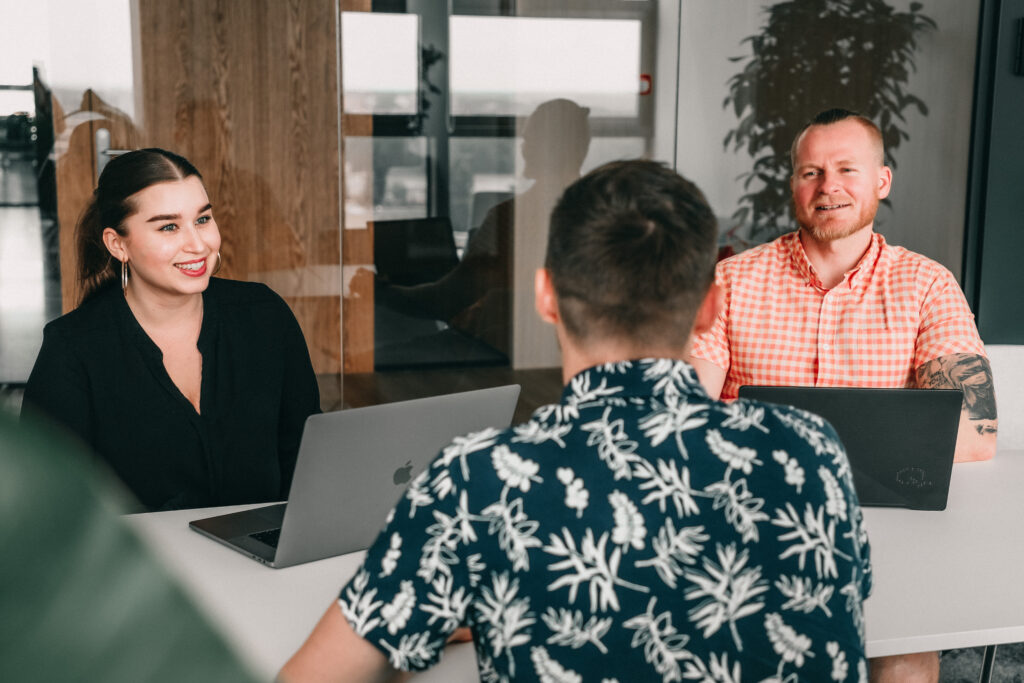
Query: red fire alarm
640,74,652,95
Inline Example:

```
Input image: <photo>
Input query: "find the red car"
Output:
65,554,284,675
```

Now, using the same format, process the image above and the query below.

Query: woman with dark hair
22,148,320,511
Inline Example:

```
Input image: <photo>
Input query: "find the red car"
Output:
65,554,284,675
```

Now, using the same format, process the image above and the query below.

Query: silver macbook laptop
736,386,963,511
190,385,521,567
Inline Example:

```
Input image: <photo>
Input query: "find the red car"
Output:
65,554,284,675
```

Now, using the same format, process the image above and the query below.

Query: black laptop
373,217,460,286
737,386,963,510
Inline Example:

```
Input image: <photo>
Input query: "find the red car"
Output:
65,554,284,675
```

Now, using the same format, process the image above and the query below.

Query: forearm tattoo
916,353,997,433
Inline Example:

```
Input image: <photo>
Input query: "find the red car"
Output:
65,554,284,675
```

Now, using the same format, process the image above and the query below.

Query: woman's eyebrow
145,203,212,222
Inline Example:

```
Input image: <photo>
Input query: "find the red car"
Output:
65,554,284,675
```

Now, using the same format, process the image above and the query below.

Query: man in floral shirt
282,160,872,682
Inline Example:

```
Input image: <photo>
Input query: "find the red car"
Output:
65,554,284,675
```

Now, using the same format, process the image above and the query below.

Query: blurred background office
4,0,1015,422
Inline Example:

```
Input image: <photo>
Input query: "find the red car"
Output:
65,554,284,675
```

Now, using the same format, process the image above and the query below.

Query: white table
128,450,1024,681
861,449,1024,658
127,504,478,682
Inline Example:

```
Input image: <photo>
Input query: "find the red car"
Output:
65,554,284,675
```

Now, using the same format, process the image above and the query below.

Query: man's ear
877,165,893,200
534,268,560,325
693,282,723,337
102,227,128,263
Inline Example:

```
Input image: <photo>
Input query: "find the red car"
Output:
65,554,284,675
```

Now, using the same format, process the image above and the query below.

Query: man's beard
794,196,879,242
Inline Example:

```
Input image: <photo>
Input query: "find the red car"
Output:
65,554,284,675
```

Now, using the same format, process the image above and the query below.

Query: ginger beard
792,190,880,243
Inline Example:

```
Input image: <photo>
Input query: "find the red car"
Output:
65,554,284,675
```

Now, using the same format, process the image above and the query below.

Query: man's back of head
545,159,718,352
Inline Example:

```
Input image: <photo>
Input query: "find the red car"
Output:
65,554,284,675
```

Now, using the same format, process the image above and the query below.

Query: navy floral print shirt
338,359,872,682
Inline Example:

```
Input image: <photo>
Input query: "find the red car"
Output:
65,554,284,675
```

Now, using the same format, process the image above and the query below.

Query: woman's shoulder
45,282,120,336
207,277,282,305
206,278,294,320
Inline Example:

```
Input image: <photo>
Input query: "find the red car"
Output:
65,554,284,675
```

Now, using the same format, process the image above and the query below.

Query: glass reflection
374,99,591,368
341,13,419,115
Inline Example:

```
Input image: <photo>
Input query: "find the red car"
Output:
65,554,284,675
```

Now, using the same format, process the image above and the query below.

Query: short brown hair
790,108,885,170
545,160,718,347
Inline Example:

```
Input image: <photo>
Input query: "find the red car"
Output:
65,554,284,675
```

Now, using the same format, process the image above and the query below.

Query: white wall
675,0,979,280
0,0,135,119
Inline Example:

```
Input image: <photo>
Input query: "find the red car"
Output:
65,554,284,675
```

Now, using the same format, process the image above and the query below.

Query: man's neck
798,225,874,289
557,330,691,384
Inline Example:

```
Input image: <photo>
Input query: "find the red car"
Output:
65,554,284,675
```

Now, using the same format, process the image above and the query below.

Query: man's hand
915,353,997,462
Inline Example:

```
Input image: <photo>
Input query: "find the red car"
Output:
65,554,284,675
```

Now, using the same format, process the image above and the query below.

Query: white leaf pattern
706,429,762,475
379,532,402,578
705,477,770,543
719,401,770,433
478,572,536,677
638,395,709,459
623,596,692,683
481,493,544,571
582,407,641,480
635,458,703,517
421,573,472,632
439,427,503,481
379,630,442,670
492,445,542,492
381,580,416,634
545,527,650,612
635,518,710,589
513,420,573,447
541,607,612,653
775,575,834,616
609,490,646,551
773,503,853,580
531,645,582,683
557,467,589,517
683,543,769,651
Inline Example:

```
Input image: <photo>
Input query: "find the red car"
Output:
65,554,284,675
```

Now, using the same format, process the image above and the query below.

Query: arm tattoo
916,353,997,426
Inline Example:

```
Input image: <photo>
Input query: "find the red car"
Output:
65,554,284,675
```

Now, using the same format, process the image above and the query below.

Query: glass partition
2,0,980,421
337,0,665,419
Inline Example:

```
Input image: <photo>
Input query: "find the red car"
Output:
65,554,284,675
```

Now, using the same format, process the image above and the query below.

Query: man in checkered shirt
689,108,998,682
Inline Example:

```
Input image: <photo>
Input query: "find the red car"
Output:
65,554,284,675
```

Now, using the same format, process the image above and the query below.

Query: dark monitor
373,217,460,287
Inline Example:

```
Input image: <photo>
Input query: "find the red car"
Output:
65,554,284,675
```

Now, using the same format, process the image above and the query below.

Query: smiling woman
20,149,321,511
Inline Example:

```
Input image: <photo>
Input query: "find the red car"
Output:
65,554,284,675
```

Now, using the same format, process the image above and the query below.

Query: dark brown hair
545,159,718,347
76,148,202,303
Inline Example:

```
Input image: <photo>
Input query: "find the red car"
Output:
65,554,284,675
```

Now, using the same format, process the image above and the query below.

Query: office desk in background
127,450,1024,681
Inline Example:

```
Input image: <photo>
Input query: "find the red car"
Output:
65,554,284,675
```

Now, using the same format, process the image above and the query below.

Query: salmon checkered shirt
691,231,985,400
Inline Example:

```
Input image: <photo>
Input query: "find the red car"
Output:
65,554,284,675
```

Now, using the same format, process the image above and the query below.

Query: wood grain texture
53,93,93,312
136,0,343,373
53,89,143,311
339,0,375,373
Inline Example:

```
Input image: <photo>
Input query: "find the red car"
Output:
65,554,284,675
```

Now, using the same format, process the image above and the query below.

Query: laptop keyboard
250,528,281,548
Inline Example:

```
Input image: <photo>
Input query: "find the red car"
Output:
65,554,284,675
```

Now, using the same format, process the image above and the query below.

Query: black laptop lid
373,217,459,286
737,386,963,510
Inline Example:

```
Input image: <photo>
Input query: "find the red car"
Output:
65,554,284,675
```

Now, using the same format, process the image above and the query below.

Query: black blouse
22,278,320,511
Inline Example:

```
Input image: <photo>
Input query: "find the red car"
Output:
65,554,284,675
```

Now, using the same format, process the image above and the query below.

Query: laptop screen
737,385,962,510
373,217,460,286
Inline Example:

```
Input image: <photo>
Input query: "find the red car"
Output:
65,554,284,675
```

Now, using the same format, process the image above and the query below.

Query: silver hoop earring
213,251,223,275
121,260,130,293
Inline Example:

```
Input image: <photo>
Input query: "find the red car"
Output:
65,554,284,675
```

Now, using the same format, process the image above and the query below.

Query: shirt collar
785,230,886,291
561,358,710,405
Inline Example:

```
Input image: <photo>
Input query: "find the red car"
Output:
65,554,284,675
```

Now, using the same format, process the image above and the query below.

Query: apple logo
393,460,413,485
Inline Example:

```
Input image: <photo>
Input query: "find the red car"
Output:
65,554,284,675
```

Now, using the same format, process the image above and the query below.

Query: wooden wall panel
135,0,343,373
340,0,374,373
53,95,94,312
53,89,143,310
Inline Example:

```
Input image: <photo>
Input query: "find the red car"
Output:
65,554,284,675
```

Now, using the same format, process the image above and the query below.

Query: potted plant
723,0,936,244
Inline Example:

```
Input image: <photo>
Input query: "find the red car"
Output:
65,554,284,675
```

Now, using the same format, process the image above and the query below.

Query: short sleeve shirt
338,359,873,682
690,231,985,400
